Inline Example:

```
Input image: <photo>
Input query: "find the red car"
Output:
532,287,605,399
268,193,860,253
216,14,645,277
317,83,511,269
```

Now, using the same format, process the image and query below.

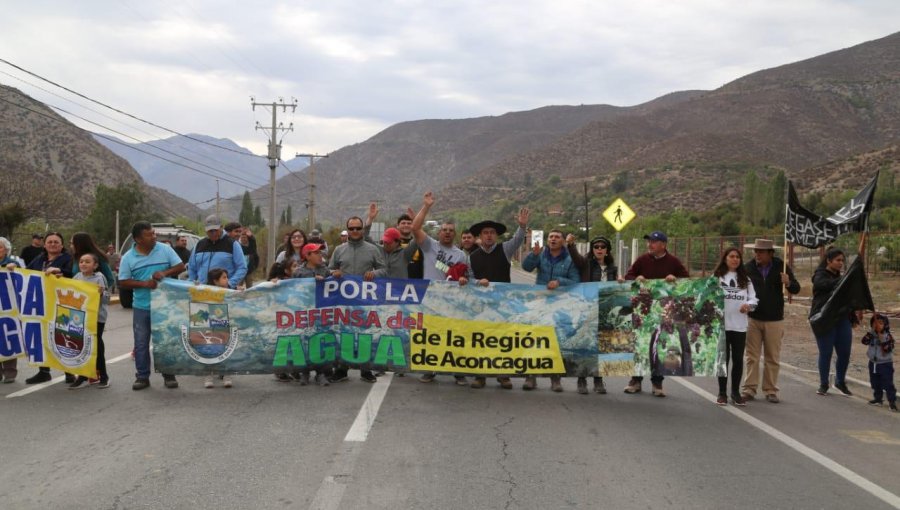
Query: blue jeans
814,317,852,387
133,308,152,380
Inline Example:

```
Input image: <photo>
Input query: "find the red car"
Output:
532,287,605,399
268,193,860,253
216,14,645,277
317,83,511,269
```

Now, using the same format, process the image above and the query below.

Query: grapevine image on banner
627,277,725,377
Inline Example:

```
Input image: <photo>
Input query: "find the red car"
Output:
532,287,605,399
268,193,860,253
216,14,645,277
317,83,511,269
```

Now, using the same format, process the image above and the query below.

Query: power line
0,57,266,158
0,68,265,184
0,95,258,190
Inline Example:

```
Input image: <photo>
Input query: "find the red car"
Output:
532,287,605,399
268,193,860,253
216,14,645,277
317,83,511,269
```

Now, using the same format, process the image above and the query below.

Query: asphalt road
2,298,899,509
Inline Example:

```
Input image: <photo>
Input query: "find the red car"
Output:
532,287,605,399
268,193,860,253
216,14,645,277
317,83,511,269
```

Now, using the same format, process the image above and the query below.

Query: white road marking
672,377,900,509
309,373,395,510
344,372,394,442
6,351,133,399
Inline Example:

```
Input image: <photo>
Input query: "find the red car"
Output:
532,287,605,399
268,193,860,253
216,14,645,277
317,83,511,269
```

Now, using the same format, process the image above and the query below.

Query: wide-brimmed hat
470,220,507,236
749,238,775,251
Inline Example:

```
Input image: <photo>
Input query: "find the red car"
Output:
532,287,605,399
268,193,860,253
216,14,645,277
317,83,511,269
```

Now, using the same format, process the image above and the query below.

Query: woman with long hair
25,232,74,384
713,247,757,406
810,247,856,396
567,234,618,394
275,229,307,265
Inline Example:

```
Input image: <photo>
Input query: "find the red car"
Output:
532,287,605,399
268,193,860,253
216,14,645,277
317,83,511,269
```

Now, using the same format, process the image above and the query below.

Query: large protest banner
0,269,101,378
785,172,878,248
152,276,725,377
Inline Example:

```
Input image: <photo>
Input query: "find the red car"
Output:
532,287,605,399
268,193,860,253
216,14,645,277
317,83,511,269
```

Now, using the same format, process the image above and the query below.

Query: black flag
808,257,875,337
785,172,879,248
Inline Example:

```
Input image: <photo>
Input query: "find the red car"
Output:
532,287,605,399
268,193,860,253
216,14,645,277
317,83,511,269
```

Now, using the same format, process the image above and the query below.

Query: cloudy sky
2,0,899,167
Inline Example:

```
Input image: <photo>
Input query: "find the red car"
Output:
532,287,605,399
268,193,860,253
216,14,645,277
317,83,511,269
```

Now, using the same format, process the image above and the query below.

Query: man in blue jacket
188,215,247,289
521,229,580,391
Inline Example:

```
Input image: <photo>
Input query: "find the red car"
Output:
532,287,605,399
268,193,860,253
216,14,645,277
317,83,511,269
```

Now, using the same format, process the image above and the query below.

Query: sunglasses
592,244,608,250
347,226,363,231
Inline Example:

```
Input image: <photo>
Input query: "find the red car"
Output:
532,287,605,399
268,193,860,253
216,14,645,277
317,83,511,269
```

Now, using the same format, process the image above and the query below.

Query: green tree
742,172,760,225
0,202,27,238
286,205,293,226
279,209,286,226
253,205,264,227
239,191,254,227
765,170,786,227
81,184,153,244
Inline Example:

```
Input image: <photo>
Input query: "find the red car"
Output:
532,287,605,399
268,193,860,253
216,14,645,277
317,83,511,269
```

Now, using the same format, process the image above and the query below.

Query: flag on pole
785,172,879,249
808,257,875,337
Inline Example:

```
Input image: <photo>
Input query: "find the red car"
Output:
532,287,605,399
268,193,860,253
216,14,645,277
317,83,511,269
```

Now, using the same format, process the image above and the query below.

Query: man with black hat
19,234,44,266
740,238,800,404
620,230,689,397
468,207,530,389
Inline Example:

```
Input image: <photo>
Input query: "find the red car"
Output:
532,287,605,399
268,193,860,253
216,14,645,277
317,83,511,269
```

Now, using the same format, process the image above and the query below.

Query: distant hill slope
214,90,705,222
443,31,900,211
94,133,303,203
0,84,200,222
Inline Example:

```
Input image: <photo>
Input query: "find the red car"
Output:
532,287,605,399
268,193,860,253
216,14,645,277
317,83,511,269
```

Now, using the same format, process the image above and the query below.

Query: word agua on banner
0,269,101,378
150,276,597,376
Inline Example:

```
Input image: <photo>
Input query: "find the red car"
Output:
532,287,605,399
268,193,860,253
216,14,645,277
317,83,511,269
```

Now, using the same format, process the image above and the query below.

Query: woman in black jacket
810,247,855,397
25,232,74,384
567,235,618,395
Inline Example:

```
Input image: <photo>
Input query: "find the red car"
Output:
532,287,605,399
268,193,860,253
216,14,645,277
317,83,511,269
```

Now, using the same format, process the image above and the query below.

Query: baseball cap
204,214,221,232
310,229,322,237
340,230,349,236
382,227,402,243
301,243,324,258
643,231,668,242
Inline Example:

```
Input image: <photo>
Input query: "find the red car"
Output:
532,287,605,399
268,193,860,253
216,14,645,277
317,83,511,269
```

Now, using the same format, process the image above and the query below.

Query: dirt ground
780,302,887,393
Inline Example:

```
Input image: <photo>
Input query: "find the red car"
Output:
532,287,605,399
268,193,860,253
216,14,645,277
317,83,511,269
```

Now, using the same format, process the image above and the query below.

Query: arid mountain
213,91,705,223
444,31,900,212
0,84,200,222
94,133,304,204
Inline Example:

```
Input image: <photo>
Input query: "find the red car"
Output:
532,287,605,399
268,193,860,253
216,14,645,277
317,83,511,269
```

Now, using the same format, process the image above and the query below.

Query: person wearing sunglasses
567,234,619,394
327,216,386,384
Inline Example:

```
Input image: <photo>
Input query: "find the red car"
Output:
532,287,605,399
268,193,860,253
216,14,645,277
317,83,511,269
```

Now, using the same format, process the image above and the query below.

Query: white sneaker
222,376,233,388
204,376,214,389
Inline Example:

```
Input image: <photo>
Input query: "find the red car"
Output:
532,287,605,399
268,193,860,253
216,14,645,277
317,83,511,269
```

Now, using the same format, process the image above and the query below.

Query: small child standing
204,268,233,389
292,243,333,385
862,313,896,411
70,253,110,389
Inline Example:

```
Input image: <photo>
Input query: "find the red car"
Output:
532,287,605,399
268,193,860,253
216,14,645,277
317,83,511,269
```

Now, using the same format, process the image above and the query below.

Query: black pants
718,330,746,395
96,322,108,381
633,375,664,385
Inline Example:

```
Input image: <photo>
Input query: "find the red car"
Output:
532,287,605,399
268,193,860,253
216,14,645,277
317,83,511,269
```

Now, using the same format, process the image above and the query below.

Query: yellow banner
409,315,564,375
0,269,100,378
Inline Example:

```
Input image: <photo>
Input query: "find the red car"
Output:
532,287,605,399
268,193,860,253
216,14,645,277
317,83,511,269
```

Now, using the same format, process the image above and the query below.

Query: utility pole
296,152,329,232
252,97,297,267
583,182,590,241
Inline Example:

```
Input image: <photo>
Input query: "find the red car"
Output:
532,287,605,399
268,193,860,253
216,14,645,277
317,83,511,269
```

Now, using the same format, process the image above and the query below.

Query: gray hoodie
328,238,385,275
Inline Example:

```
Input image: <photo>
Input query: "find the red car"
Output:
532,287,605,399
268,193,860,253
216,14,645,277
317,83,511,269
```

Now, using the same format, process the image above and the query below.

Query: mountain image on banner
785,171,879,248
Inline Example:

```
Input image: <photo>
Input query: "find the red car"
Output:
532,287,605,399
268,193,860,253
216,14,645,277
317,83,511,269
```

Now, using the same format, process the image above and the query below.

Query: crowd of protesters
0,193,893,412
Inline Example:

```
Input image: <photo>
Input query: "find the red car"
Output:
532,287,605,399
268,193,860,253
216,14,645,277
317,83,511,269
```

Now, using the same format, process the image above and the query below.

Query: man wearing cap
188,215,247,289
410,191,473,386
741,238,800,404
339,230,349,244
374,227,417,279
620,230,689,397
467,207,530,389
364,202,424,279
328,216,385,383
19,234,44,266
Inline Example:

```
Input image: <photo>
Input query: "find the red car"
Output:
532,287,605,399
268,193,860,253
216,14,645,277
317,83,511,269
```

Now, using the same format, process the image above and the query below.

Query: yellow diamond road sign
602,198,636,231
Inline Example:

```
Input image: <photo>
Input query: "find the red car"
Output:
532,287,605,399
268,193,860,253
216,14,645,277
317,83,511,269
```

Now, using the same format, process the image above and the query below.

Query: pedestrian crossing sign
602,198,635,231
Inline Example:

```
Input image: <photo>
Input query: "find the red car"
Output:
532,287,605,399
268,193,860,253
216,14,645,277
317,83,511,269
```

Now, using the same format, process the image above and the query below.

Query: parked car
117,223,201,308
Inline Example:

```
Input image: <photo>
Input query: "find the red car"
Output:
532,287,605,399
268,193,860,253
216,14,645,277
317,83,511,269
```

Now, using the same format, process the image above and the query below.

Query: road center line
344,372,394,442
672,377,900,509
6,351,133,399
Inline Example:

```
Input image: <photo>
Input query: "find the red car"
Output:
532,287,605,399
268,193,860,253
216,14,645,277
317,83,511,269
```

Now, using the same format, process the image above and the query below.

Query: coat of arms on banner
50,289,93,368
180,287,239,364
